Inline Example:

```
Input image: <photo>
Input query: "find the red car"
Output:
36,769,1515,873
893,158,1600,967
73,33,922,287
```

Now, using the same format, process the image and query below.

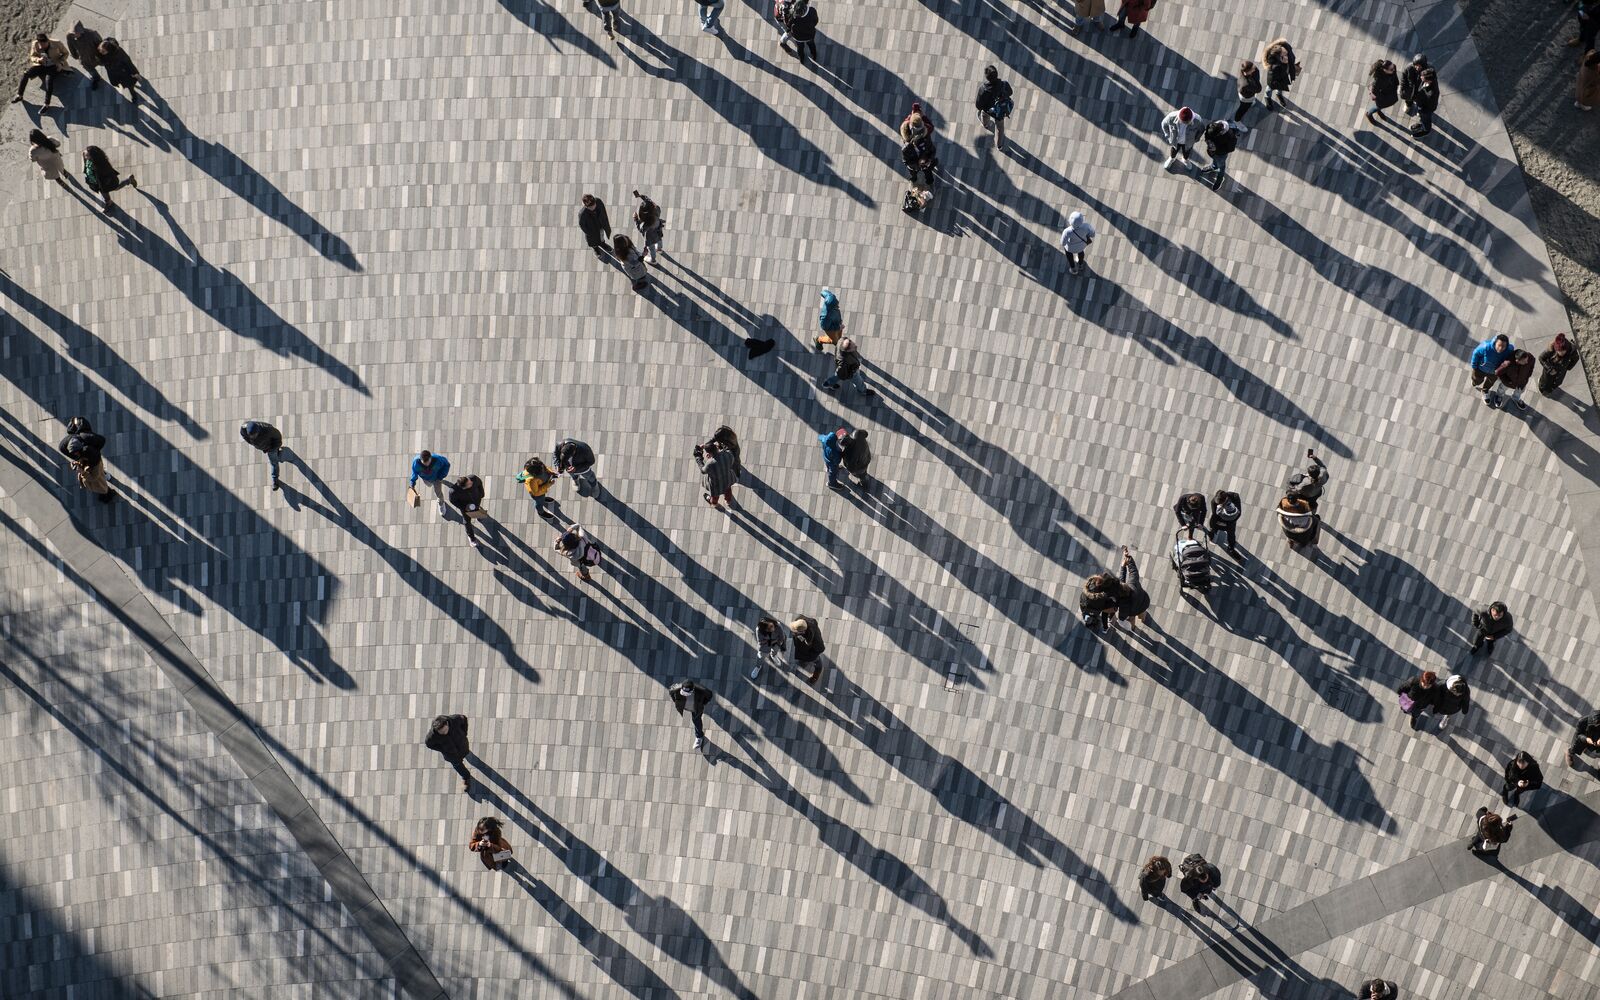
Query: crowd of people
20,3,1600,995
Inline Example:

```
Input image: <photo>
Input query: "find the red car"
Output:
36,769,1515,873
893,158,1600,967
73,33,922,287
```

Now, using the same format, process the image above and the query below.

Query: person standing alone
59,416,116,504
1501,751,1542,808
975,65,1014,151
670,680,713,750
1060,211,1095,275
425,714,474,792
240,421,284,491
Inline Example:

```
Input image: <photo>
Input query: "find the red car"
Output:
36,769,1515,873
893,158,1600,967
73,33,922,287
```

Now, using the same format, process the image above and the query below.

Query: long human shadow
1503,867,1600,946
278,451,541,683
0,269,206,440
100,194,368,394
108,83,361,270
471,762,754,999
0,392,346,685
723,730,995,956
614,19,874,205
807,669,1139,921
1171,900,1349,999
1114,626,1395,829
495,0,621,68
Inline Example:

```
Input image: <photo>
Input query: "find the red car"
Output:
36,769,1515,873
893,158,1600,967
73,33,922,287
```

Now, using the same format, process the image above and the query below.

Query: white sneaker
469,537,479,548
436,501,447,517
749,663,762,680
1162,157,1176,169
693,736,704,749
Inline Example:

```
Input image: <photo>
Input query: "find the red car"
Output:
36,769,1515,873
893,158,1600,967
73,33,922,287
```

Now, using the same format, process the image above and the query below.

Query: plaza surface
2,0,1600,998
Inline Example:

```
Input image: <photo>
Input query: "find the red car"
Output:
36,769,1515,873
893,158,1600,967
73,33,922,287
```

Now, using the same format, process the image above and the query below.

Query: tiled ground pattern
2,0,1599,997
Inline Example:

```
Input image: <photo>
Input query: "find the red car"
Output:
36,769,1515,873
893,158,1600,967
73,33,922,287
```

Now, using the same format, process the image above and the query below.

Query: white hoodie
1160,109,1207,148
1060,212,1095,254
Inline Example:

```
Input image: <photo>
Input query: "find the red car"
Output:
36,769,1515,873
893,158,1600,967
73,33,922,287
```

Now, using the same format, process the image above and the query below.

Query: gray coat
698,447,740,495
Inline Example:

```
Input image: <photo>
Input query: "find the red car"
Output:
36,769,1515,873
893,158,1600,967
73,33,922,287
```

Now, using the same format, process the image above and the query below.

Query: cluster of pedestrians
578,192,666,290
1136,852,1221,912
1468,332,1578,411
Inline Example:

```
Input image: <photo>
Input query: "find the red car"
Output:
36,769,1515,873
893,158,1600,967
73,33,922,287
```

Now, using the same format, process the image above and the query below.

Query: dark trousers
1416,105,1435,133
908,164,937,187
1501,781,1528,808
1232,99,1253,122
687,707,705,739
266,447,281,482
790,37,818,60
1168,144,1194,162
1469,631,1496,653
16,65,62,103
444,756,471,782
1209,519,1237,551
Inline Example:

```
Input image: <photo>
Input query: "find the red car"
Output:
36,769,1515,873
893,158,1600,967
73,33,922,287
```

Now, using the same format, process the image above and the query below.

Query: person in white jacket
1060,212,1096,275
1160,106,1207,170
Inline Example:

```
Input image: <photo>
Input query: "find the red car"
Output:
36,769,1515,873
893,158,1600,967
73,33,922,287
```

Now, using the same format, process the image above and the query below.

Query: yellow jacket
520,468,553,498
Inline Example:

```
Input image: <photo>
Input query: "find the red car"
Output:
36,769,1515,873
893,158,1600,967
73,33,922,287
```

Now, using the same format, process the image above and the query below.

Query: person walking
633,191,665,264
555,524,601,582
1277,496,1319,548
1233,61,1262,122
1261,38,1300,109
59,416,116,504
469,817,513,870
902,133,939,189
823,337,876,395
975,65,1014,150
695,439,740,509
1060,211,1095,276
425,714,473,792
1410,68,1440,137
1358,980,1398,999
816,287,845,352
1501,751,1543,808
11,33,69,108
1538,333,1581,394
613,234,650,291
65,22,103,90
579,194,612,259
595,0,623,39
819,426,847,490
899,102,935,143
97,38,140,103
28,130,68,189
1080,573,1120,632
1115,546,1151,630
1435,674,1472,731
1178,854,1221,912
449,474,488,548
754,616,790,679
1159,106,1206,171
1065,0,1108,35
1397,670,1443,732
1468,602,1513,654
841,428,872,485
554,437,599,496
1109,0,1157,37
1470,334,1515,407
1566,709,1600,768
696,0,724,35
791,615,826,684
1199,118,1245,191
83,146,136,213
1467,806,1515,855
1399,54,1430,118
1578,49,1600,111
407,449,452,516
1138,856,1173,902
670,679,714,749
518,457,558,522
780,0,819,63
711,425,742,472
1174,492,1208,535
239,420,284,490
1209,490,1241,556
1367,59,1401,125
1495,349,1536,412
1285,448,1327,510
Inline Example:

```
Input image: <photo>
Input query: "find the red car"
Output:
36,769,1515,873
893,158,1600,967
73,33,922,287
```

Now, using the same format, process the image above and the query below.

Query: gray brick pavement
4,0,1600,996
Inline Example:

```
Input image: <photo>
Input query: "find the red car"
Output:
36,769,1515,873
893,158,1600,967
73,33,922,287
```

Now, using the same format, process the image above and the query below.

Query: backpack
1179,853,1207,877
989,96,1014,121
63,435,90,461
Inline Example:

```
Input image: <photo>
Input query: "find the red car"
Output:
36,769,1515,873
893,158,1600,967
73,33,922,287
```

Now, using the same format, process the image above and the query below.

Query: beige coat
30,145,65,181
1076,0,1106,17
30,38,70,71
1579,54,1600,108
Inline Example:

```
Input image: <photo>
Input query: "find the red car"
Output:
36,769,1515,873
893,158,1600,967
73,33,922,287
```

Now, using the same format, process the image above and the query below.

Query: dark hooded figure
841,429,872,481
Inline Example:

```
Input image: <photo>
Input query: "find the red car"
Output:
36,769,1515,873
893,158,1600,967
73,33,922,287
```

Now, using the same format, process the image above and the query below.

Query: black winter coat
902,137,937,172
671,683,713,715
579,200,612,245
1370,71,1399,108
787,7,818,41
975,79,1013,114
59,431,106,465
841,432,871,474
792,617,825,662
424,715,469,761
1503,758,1543,791
1472,607,1514,640
1397,676,1444,712
240,421,283,452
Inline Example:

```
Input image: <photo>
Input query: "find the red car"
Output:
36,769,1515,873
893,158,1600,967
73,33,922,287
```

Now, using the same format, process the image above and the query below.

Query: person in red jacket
1109,0,1157,37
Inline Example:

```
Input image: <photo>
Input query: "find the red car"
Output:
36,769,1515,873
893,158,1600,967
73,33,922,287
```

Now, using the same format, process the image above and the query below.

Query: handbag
1398,692,1416,713
406,486,420,508
465,504,487,520
491,849,513,864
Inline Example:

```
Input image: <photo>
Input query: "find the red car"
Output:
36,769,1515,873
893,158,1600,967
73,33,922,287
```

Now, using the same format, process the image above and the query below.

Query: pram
1170,528,1212,593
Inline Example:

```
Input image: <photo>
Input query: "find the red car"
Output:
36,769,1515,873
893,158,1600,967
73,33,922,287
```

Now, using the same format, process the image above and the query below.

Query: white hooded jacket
1060,213,1095,255
1160,109,1207,148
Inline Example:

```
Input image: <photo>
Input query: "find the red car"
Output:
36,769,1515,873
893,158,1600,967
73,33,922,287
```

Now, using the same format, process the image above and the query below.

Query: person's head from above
582,193,598,209
418,449,434,467
835,427,848,441
1177,106,1193,122
676,680,696,695
757,616,778,636
66,416,92,435
454,475,474,490
1239,60,1256,77
1420,670,1437,688
1493,334,1510,352
1448,676,1467,695
1374,59,1394,75
984,65,999,83
34,33,48,47
434,718,451,734
1489,601,1507,620
1412,53,1429,68
1554,333,1571,354
790,617,809,633
1513,750,1533,769
838,336,856,354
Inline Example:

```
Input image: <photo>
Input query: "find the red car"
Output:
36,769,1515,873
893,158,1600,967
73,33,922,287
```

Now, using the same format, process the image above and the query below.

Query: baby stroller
1170,528,1212,593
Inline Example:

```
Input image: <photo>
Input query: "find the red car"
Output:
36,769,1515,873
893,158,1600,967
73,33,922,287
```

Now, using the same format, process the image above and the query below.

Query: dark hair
419,449,433,463
28,129,57,151
66,416,92,434
1239,60,1257,76
1514,750,1533,765
757,616,778,633
612,233,636,257
1143,855,1171,876
524,456,548,475
582,193,597,207
1493,335,1509,348
34,33,48,44
1421,68,1438,85
984,65,998,81
454,475,474,489
1490,601,1508,616
557,530,580,551
1421,670,1437,684
1412,53,1429,66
